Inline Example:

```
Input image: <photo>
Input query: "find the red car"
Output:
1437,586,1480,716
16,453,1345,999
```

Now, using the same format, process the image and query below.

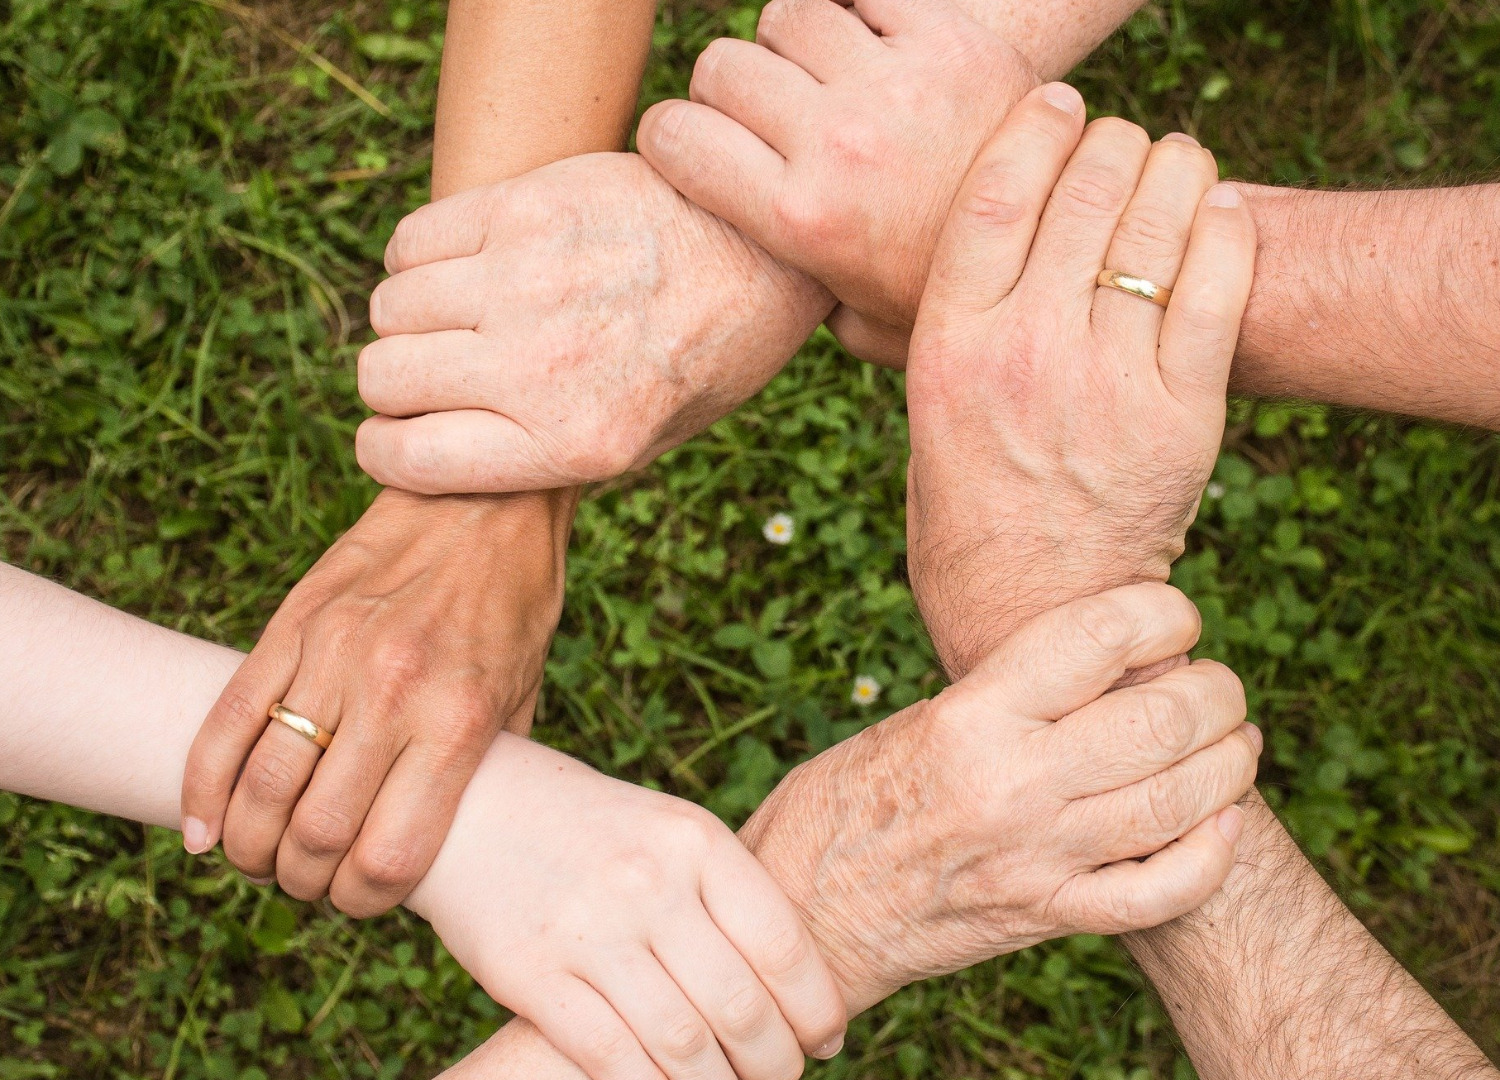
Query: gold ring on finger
1096,269,1172,308
269,703,334,750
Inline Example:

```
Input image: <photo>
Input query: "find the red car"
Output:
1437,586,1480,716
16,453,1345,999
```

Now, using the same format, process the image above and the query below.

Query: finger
825,306,910,369
329,735,485,918
919,82,1086,319
1091,133,1219,344
357,330,493,418
1048,659,1247,797
689,37,820,155
756,0,885,82
274,713,401,903
522,975,669,1080
355,411,560,494
652,911,804,1080
368,257,488,337
637,100,788,256
220,678,342,881
180,633,300,854
960,582,1203,721
1074,722,1261,862
383,185,500,274
1062,804,1246,934
701,847,847,1059
1157,182,1256,407
836,0,945,37
584,951,736,1080
1022,115,1152,311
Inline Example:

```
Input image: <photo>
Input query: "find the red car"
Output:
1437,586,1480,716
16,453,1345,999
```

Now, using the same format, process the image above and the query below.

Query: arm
179,0,657,918
641,0,1500,432
346,0,1143,496
1126,794,1498,1079
1231,184,1500,428
0,561,1254,1080
896,82,1497,1080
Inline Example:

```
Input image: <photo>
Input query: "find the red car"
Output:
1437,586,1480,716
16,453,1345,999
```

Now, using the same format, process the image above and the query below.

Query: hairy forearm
1231,184,1500,429
951,0,1146,79
1126,794,1496,1079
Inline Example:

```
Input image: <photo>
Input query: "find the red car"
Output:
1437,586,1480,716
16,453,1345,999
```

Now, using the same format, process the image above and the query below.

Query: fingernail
247,875,274,887
1217,805,1245,844
812,1035,844,1060
1161,131,1199,146
1041,82,1083,115
1205,183,1241,208
182,817,213,855
1242,722,1264,756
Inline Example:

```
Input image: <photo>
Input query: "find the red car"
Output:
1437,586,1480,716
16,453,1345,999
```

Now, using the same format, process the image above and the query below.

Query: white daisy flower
763,512,795,545
851,675,882,707
1205,481,1226,500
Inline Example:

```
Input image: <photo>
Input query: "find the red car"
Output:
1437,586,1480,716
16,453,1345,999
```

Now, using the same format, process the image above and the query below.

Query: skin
0,561,1253,1078
180,0,658,920
351,0,1129,494
896,81,1496,1079
637,0,1500,430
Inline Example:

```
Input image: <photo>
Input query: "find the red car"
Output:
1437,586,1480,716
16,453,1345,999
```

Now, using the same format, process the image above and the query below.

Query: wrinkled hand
638,0,1037,366
180,488,570,917
355,152,832,493
742,584,1257,1011
406,734,848,1080
904,85,1256,677
432,583,1258,1080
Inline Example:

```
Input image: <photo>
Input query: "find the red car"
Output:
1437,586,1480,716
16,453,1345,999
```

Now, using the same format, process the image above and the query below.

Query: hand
405,735,848,1080
179,488,571,916
741,583,1258,1012
354,152,833,493
903,85,1256,677
427,583,1258,1080
637,0,1036,366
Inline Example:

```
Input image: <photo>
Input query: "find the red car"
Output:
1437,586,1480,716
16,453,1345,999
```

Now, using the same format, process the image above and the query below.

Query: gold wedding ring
269,703,334,750
1097,269,1172,308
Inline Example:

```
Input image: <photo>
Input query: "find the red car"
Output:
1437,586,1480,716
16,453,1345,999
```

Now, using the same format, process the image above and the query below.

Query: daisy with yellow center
762,512,795,545
851,675,882,707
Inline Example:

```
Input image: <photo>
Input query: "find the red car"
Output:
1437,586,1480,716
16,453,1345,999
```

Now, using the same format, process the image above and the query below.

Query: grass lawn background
2,0,1499,1076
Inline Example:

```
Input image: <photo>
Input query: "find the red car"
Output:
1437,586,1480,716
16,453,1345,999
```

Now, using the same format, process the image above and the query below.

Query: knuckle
755,918,813,980
580,1022,639,1073
367,634,430,689
658,1013,713,1062
215,685,271,735
1090,115,1152,150
755,0,801,41
289,800,362,860
958,165,1032,230
1073,595,1133,657
350,837,428,897
1112,207,1183,253
1132,686,1194,760
693,37,733,87
1055,160,1133,218
1140,770,1192,839
241,748,307,808
718,983,775,1041
771,190,837,251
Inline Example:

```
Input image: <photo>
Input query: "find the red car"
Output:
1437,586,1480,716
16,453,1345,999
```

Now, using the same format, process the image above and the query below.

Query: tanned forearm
1232,184,1500,429
415,0,660,730
432,0,656,198
1125,795,1497,1079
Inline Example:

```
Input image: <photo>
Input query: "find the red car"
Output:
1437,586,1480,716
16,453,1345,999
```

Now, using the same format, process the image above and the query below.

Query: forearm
1232,184,1500,429
432,0,656,199
951,0,1146,79
1125,793,1497,1079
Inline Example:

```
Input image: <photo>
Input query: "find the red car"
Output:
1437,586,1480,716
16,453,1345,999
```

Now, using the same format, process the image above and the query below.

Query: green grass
2,0,1499,1076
